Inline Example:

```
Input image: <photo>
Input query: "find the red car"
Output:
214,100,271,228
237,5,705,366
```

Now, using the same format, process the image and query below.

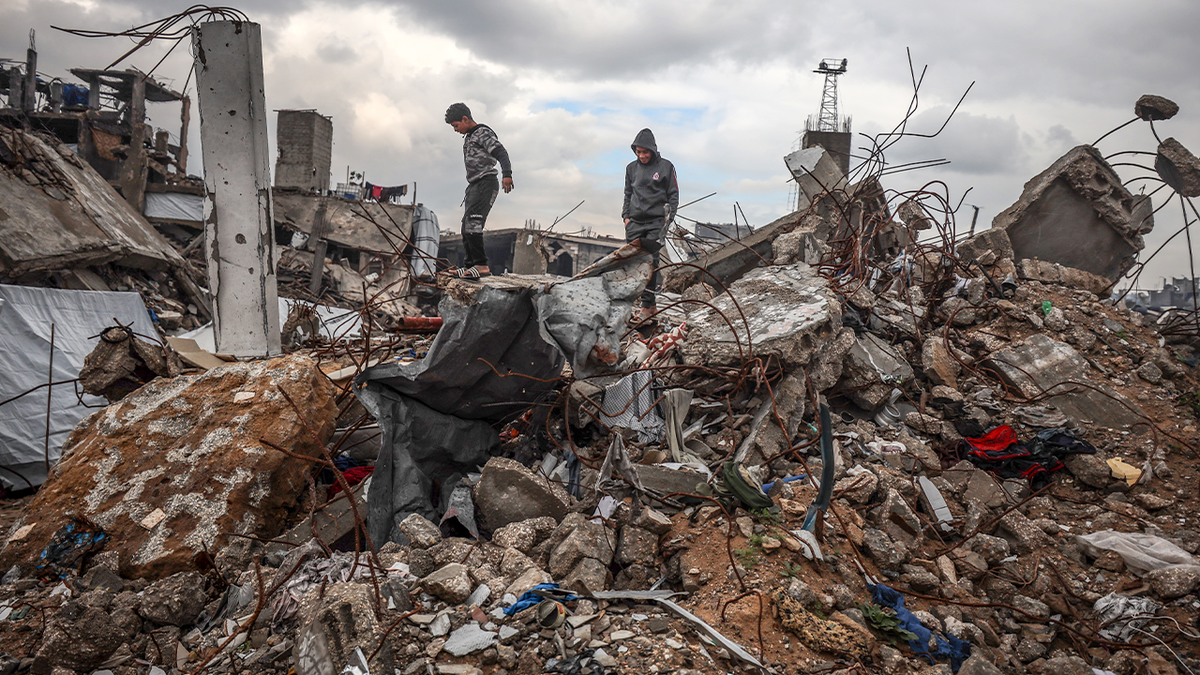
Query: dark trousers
625,218,664,307
462,175,499,268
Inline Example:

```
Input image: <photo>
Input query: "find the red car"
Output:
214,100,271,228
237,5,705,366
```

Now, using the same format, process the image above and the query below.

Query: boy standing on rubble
623,128,679,323
445,102,514,278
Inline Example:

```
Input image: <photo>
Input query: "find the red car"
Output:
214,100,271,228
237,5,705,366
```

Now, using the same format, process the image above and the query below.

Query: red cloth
964,425,1017,453
328,466,375,500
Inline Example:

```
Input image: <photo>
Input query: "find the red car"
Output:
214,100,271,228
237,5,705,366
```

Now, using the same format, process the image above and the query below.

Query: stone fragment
505,567,552,598
630,507,673,535
1146,566,1200,599
33,600,125,672
0,356,337,580
969,534,1011,566
398,513,443,549
491,516,557,553
837,333,914,410
1064,453,1112,488
963,472,1007,509
548,520,614,578
999,511,1053,554
473,458,570,533
295,583,394,675
1137,361,1163,385
922,335,960,388
1017,259,1113,296
1156,138,1200,197
561,557,610,595
1136,94,1179,121
993,145,1145,280
862,528,903,570
421,563,473,604
138,571,209,626
616,526,658,567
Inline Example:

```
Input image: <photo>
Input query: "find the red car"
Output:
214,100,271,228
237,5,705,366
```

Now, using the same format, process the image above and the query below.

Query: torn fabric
598,370,664,442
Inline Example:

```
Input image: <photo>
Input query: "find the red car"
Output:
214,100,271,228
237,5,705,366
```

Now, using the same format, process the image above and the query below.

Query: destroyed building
439,227,625,276
3,25,1200,675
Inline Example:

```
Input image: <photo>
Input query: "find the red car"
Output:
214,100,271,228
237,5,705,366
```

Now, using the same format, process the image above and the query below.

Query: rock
548,520,614,578
80,565,125,592
786,579,819,607
963,471,1006,509
33,600,125,672
1157,138,1200,197
1010,595,1050,620
561,557,610,595
969,534,1011,566
616,526,658,567
630,507,673,535
499,547,537,576
1043,306,1068,331
958,652,1005,675
491,517,557,553
295,582,393,675
505,567,552,598
834,469,878,504
999,511,1053,554
922,335,961,388
473,458,570,533
1064,453,1112,489
862,528,904,570
1136,95,1179,121
837,333,914,410
1137,361,1164,385
137,571,209,626
397,513,442,549
0,356,337,580
1146,566,1200,599
421,563,473,604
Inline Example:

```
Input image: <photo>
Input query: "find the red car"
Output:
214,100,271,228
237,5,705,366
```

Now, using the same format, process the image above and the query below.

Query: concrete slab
981,333,1147,433
992,145,1144,281
677,263,845,371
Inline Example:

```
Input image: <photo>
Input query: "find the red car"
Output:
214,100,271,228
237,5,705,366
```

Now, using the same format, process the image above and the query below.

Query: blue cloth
870,583,971,672
503,583,580,616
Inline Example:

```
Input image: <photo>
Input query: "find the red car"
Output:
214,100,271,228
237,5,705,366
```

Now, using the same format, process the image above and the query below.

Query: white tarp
0,284,158,489
144,191,205,223
180,298,363,352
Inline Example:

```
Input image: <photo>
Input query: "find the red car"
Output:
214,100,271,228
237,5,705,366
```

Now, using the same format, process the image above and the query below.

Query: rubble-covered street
4,10,1200,675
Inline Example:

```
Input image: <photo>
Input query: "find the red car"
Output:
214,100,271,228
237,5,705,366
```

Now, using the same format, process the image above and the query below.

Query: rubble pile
2,95,1200,675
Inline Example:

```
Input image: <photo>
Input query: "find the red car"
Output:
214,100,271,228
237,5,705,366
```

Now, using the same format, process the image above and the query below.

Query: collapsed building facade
2,18,1200,675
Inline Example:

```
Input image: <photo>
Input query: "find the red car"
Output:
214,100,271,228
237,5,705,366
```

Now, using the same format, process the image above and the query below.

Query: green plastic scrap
1041,300,1053,316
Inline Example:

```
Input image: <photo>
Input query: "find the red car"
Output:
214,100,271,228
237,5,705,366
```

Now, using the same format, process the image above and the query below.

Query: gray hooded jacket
622,128,679,223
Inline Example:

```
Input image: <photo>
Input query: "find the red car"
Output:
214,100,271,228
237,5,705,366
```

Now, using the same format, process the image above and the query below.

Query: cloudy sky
3,0,1199,288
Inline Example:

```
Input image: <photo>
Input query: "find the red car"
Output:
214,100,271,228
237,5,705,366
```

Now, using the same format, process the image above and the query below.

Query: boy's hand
624,218,631,225
502,177,514,193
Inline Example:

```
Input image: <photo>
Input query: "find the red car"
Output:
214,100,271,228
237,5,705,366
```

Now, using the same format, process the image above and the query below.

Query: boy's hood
631,128,658,160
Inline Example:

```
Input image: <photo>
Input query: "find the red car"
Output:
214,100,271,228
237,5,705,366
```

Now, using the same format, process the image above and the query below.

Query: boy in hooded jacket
622,128,679,321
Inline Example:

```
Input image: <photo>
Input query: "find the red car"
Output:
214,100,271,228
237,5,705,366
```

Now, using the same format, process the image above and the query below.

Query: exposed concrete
678,263,849,376
784,145,848,208
1135,94,1179,121
0,127,185,275
1016,259,1113,296
661,210,806,295
837,332,914,410
991,145,1144,281
193,21,280,357
981,334,1147,433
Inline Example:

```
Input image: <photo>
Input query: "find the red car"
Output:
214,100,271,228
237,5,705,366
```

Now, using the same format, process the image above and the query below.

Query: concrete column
192,21,280,357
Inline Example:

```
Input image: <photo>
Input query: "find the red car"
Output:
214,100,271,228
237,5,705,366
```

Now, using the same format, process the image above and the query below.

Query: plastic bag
1077,530,1200,575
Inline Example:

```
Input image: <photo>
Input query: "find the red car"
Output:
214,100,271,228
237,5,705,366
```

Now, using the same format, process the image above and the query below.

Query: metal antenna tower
810,58,848,133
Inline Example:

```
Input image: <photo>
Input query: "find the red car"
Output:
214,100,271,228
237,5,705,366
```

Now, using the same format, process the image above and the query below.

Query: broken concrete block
505,567,552,598
1016,259,1112,296
473,458,570,534
137,571,209,626
32,600,126,673
1135,94,1179,121
421,563,473,604
992,145,1144,281
956,228,1014,267
616,526,659,567
295,582,394,675
837,333,914,410
772,217,830,266
784,145,848,207
661,210,808,294
398,513,443,549
548,521,614,579
1156,137,1200,197
678,263,847,373
491,516,557,553
922,335,961,388
0,356,337,580
982,334,1146,433
79,326,183,402
561,557,610,595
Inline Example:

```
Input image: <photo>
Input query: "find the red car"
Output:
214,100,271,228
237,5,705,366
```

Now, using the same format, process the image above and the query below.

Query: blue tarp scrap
503,583,580,616
870,583,971,672
35,516,108,581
